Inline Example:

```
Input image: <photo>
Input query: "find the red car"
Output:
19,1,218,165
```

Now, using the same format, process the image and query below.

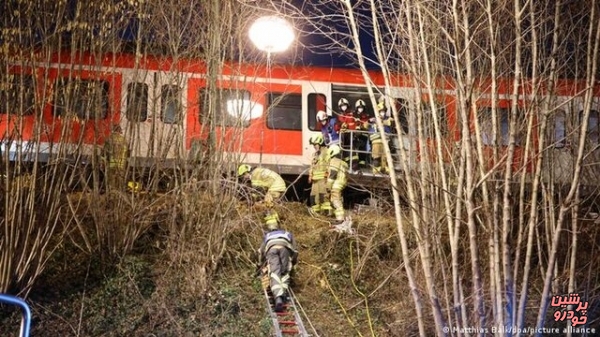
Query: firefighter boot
275,296,284,312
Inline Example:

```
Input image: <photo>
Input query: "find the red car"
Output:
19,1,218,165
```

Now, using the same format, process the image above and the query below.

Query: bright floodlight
249,16,295,54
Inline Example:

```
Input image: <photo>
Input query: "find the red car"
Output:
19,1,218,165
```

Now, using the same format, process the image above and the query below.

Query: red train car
2,51,600,187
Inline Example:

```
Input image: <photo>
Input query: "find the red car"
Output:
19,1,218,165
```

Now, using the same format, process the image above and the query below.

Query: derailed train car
1,50,600,189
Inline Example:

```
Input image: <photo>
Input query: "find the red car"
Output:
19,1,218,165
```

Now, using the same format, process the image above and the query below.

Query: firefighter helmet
237,164,252,177
328,145,342,158
316,110,328,122
377,101,386,111
338,98,349,108
355,99,366,109
309,134,324,145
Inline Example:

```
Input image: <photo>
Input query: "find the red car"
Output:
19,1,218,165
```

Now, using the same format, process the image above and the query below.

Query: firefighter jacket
309,147,329,181
339,112,358,130
258,229,299,265
368,117,394,143
103,132,129,170
328,156,348,190
339,111,369,131
320,117,341,146
250,167,286,194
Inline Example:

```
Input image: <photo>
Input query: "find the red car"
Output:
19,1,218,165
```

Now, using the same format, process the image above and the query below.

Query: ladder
263,286,310,337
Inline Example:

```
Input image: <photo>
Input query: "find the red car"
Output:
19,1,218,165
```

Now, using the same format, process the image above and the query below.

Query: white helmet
316,110,328,122
338,98,349,108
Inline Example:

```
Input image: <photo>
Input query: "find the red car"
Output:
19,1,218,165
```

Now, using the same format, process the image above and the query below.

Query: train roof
12,49,600,97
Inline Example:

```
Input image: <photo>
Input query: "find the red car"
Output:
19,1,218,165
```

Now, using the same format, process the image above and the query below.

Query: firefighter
258,218,298,313
368,102,394,174
353,99,371,168
238,165,286,226
327,145,349,222
335,98,350,147
316,110,341,147
308,134,332,216
338,98,360,171
102,124,129,190
338,97,350,113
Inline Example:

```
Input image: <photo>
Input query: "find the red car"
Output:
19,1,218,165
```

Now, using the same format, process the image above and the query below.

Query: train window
161,85,180,124
126,82,148,122
480,108,520,146
394,99,409,134
307,93,327,131
53,78,108,120
266,92,302,130
0,74,35,115
199,88,257,127
585,110,600,143
554,110,566,148
420,101,447,138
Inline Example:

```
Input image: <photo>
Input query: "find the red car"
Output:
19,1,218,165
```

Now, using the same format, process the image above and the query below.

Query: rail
338,129,404,176
0,294,32,337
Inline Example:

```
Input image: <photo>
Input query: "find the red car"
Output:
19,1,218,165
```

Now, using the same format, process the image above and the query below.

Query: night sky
271,0,379,70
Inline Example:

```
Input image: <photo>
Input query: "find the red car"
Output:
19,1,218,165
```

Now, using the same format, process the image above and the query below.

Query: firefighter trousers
266,247,292,298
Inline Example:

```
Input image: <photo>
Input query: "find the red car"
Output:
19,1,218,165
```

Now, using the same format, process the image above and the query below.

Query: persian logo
550,293,588,326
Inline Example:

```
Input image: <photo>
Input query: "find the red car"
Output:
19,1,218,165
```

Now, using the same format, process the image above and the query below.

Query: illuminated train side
1,51,600,187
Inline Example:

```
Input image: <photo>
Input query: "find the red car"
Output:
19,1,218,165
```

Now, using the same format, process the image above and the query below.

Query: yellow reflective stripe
311,150,329,180
321,201,332,210
312,172,326,180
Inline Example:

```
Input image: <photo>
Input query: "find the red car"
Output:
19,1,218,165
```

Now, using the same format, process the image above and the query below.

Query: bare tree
0,0,265,298
286,0,600,335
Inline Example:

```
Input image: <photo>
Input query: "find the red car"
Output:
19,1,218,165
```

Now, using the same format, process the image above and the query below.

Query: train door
303,81,330,170
330,84,377,174
387,87,418,171
120,67,153,166
152,71,187,162
550,95,600,187
579,96,600,187
546,96,572,185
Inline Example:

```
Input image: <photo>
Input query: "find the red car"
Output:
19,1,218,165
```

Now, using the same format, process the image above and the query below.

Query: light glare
249,16,295,54
226,99,263,121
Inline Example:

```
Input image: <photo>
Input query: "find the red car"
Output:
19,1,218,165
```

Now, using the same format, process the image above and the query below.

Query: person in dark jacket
258,218,298,312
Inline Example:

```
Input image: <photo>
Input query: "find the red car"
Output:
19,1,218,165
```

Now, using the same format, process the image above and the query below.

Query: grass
1,194,599,336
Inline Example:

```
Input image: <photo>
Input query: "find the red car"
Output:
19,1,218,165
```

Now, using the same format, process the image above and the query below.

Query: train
2,50,600,188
